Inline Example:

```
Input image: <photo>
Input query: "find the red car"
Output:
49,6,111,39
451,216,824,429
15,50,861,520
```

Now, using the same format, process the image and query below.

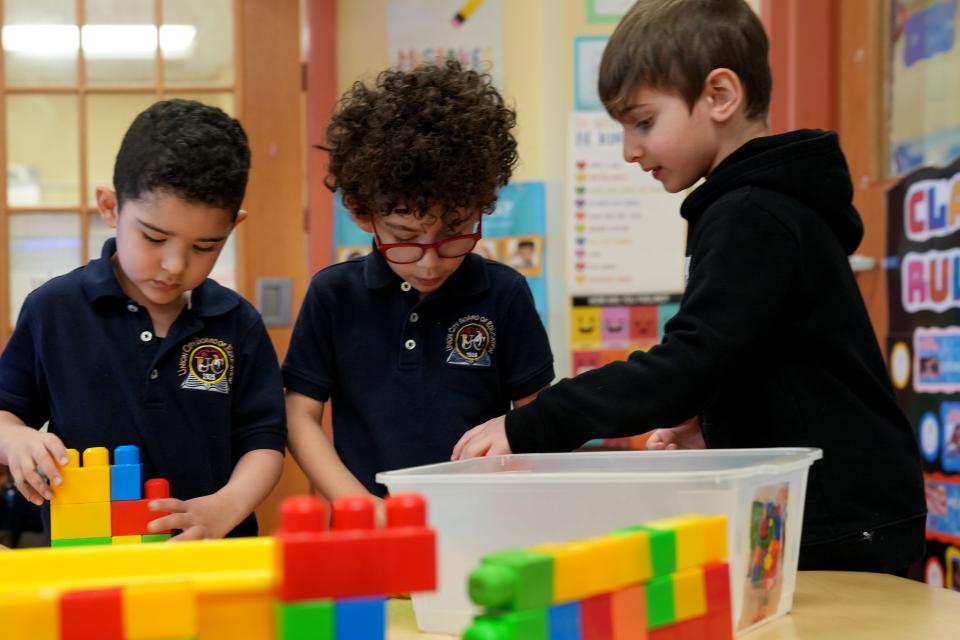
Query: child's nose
623,139,644,164
417,247,441,268
162,251,187,275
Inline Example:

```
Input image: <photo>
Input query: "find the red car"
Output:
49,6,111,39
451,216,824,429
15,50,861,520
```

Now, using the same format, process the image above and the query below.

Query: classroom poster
332,181,548,324
886,156,960,589
387,0,503,87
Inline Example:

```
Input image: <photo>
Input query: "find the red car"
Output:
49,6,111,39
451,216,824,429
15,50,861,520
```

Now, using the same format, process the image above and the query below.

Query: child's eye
193,245,217,253
636,119,653,130
143,233,164,244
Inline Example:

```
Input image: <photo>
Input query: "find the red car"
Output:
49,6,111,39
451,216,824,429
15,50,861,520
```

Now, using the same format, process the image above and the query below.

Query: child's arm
0,411,68,505
512,388,546,409
146,448,283,540
286,390,372,501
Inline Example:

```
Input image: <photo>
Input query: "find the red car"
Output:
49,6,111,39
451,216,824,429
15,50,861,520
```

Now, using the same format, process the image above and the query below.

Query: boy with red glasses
282,61,554,505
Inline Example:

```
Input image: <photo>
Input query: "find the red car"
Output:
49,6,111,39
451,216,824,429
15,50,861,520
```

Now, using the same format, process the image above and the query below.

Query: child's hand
451,415,512,460
646,417,705,450
147,493,241,541
1,426,68,506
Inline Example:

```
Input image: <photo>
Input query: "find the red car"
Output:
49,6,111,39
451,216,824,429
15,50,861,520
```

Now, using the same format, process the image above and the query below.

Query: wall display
585,0,634,24
887,156,960,587
574,36,607,111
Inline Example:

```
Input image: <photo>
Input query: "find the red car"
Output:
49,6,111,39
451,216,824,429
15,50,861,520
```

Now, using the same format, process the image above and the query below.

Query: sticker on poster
914,327,960,393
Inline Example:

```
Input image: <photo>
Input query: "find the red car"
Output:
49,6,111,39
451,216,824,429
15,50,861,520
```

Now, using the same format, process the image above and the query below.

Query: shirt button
404,339,416,350
126,304,139,313
150,369,159,380
409,312,419,323
400,282,412,292
140,331,153,342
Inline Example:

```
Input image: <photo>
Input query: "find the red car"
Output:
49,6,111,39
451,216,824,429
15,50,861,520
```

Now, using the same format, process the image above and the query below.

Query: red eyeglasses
371,216,483,264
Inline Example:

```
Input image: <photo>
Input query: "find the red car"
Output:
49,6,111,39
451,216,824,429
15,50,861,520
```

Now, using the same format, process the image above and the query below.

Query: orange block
611,583,647,640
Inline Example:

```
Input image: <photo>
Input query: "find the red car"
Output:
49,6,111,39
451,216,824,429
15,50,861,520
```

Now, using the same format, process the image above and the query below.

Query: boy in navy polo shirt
283,61,554,501
0,99,286,540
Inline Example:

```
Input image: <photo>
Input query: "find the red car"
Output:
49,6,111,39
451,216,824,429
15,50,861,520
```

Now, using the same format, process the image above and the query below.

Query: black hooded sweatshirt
507,130,926,570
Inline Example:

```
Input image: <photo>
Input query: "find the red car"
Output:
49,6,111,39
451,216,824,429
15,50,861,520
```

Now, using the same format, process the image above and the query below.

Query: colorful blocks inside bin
671,567,706,622
60,587,124,640
609,527,653,584
611,583,646,640
52,447,111,505
645,575,675,629
531,541,596,602
123,582,196,639
580,592,613,640
464,608,549,640
334,596,384,640
703,563,731,613
645,516,706,571
548,602,581,640
111,478,171,536
277,599,335,640
469,549,553,611
51,500,111,540
111,445,143,501
616,524,676,577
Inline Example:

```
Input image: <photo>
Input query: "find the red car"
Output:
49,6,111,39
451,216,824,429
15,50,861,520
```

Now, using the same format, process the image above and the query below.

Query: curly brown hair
321,60,518,229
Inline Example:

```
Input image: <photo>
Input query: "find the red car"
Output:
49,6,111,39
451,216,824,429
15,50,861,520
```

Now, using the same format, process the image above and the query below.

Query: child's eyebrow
382,220,420,233
136,218,226,243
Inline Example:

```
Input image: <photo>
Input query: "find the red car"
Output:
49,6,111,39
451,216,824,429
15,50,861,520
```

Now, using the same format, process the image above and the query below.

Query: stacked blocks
50,445,170,546
275,493,437,640
464,514,732,640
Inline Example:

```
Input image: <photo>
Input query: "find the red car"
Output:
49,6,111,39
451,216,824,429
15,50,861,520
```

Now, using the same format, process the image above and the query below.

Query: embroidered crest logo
445,315,496,367
177,338,234,394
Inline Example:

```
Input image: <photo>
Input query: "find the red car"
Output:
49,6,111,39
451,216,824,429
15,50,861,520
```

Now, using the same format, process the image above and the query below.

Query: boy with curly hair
283,61,554,501
453,0,925,572
0,99,286,541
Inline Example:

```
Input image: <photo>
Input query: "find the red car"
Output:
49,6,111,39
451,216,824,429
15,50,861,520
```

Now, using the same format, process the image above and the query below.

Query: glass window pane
9,213,82,327
3,0,78,86
6,95,80,206
162,0,233,85
83,0,155,85
86,94,155,205
87,212,114,260
164,92,234,116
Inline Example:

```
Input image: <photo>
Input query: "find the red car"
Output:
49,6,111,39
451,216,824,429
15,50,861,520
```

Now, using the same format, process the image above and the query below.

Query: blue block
111,445,143,500
549,601,582,640
335,597,384,640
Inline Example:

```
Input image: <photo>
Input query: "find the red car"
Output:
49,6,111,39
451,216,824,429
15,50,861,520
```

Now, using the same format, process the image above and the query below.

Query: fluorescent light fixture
1,24,196,59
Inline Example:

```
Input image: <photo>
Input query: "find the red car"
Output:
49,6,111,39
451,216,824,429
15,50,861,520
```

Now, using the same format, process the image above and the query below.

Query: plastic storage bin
378,447,821,635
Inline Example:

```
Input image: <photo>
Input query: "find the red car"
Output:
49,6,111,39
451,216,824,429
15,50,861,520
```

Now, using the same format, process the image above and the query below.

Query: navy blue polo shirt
282,249,554,496
0,239,286,538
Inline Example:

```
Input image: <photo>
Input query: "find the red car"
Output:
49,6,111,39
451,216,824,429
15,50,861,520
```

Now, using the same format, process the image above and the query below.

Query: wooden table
386,571,960,639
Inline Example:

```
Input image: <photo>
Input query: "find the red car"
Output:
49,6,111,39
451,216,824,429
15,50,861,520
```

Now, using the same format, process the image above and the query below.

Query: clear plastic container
378,447,821,636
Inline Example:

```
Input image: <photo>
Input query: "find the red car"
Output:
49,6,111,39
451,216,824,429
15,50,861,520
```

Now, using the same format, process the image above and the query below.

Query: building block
673,615,708,640
671,566,706,622
609,527,653,584
469,549,553,611
51,500,111,540
530,541,596,603
646,516,707,570
700,515,727,563
0,589,59,640
645,575,676,629
52,447,111,505
648,625,681,640
111,478,171,536
703,563,731,613
196,590,275,640
587,533,647,594
276,599,335,640
548,601,582,640
616,524,676,577
142,533,171,543
123,582,196,639
464,608,549,640
51,536,112,547
706,608,733,640
335,596,385,640
112,535,142,544
60,587,124,640
580,592,613,640
110,444,143,501
611,583,647,640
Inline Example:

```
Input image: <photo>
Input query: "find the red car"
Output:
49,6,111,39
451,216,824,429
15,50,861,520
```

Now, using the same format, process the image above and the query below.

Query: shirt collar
362,244,490,297
81,238,240,317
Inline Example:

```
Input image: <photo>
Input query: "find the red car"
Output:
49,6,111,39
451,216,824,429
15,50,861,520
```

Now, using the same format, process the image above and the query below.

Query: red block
581,592,614,640
703,562,731,612
675,616,708,640
111,478,171,536
60,587,123,640
649,624,681,640
706,608,733,640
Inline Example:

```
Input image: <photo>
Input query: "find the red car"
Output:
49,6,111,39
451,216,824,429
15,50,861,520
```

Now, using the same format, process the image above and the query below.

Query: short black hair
113,99,250,218
321,60,518,229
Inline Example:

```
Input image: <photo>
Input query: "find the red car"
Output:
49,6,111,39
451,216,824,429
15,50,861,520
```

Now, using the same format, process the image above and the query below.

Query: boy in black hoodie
453,0,926,572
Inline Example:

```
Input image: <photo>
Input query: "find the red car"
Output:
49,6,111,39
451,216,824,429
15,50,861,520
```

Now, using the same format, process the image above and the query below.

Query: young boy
283,61,554,502
0,100,286,541
454,0,926,572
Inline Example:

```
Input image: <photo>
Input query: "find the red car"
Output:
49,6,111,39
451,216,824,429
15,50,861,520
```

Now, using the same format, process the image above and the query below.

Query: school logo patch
177,338,234,394
446,315,496,367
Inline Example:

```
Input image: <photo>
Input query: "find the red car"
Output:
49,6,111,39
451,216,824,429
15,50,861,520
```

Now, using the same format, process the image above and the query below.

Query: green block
276,599,335,640
142,534,172,543
464,608,548,640
469,550,553,611
639,526,677,576
645,575,676,629
51,537,112,547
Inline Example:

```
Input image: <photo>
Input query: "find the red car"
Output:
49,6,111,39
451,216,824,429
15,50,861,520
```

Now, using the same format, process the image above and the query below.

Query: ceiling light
1,24,196,59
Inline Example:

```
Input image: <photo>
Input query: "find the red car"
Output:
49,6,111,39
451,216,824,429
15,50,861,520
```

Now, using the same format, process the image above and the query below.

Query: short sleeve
230,313,287,457
282,276,337,402
497,277,555,400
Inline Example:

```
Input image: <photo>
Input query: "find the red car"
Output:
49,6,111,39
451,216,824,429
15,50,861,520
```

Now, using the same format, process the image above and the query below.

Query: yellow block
0,589,60,640
646,515,708,571
51,447,111,505
196,590,274,640
532,541,596,602
611,528,653,584
672,566,707,621
586,534,647,593
50,501,111,540
112,535,142,545
700,515,727,562
124,582,197,639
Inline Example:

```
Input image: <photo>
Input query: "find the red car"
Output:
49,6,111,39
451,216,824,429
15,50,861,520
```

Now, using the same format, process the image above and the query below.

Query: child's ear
352,214,373,233
233,209,249,228
95,187,119,228
702,68,743,123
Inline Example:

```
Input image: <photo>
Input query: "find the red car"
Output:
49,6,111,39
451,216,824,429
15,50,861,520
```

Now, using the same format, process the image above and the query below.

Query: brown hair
599,0,771,121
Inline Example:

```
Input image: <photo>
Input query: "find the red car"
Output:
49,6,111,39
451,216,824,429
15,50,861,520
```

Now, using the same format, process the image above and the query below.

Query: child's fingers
148,498,185,513
11,457,51,505
31,446,63,489
40,433,70,468
452,427,479,460
146,511,188,534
